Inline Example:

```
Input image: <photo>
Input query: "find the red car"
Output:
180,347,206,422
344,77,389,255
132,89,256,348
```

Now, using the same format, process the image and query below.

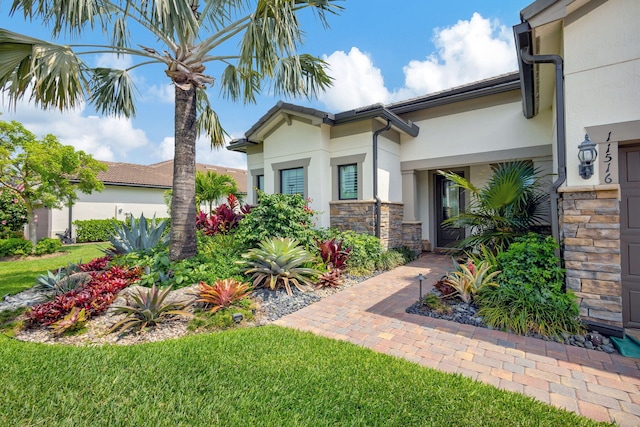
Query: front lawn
0,326,609,426
0,243,105,297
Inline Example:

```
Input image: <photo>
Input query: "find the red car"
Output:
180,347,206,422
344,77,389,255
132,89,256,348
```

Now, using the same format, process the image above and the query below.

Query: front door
621,144,640,328
435,173,465,248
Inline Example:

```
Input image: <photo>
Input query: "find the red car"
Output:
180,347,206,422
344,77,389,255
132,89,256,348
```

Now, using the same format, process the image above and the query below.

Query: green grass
0,326,610,427
0,243,105,297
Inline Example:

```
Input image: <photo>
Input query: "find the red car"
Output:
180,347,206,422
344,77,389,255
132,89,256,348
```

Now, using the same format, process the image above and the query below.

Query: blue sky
0,0,532,169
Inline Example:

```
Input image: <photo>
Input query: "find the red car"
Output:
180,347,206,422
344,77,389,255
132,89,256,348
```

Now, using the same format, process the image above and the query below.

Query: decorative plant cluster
315,237,352,288
423,233,584,340
109,285,189,333
196,279,252,313
107,214,169,255
239,237,318,296
195,194,250,236
27,265,141,328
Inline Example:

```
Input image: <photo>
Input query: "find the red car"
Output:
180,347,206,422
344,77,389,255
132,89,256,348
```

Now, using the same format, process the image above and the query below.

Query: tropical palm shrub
438,161,549,252
107,214,169,254
443,259,500,303
109,285,190,333
196,170,244,213
477,233,585,338
238,237,318,295
196,279,252,313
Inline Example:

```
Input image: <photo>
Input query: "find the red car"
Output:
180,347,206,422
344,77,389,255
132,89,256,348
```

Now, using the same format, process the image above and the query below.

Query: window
256,174,264,192
338,164,358,200
281,167,304,195
330,154,366,201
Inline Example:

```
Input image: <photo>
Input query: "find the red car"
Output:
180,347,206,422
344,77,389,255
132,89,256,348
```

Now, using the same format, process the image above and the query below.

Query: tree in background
0,0,341,260
196,170,243,213
0,186,27,238
0,120,106,246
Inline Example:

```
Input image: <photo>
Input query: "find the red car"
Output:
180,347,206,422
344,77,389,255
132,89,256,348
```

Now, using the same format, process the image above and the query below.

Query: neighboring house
35,160,247,241
229,0,639,333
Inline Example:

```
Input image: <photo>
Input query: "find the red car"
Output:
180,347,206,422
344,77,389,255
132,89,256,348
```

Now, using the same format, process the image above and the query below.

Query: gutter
373,120,392,239
513,22,567,253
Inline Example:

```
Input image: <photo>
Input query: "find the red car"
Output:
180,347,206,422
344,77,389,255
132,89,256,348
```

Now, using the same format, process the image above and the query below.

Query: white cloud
318,13,517,111
403,13,516,95
146,84,175,104
157,136,175,161
1,99,149,162
95,53,134,70
318,47,391,111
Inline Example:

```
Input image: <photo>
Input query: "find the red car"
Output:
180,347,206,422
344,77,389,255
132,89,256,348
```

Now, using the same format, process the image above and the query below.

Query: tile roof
96,160,247,193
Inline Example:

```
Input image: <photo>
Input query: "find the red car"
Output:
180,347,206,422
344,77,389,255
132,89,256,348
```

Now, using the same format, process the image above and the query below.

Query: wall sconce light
578,134,598,179
416,273,426,300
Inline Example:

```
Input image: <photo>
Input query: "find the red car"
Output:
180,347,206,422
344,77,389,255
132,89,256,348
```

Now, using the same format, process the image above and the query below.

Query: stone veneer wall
329,201,421,253
559,185,622,327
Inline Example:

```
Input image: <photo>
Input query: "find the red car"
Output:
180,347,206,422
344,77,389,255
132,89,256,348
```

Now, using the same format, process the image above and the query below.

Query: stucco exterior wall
563,0,640,187
47,185,168,239
378,135,402,203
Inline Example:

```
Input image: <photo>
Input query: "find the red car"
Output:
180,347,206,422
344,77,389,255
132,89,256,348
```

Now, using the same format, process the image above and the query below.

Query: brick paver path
275,253,640,426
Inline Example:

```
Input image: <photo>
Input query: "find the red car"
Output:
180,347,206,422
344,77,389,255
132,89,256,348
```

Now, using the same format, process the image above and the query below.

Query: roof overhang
334,104,420,137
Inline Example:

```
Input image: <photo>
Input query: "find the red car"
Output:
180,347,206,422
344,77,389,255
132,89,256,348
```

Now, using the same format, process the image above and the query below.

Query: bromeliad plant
443,259,500,304
107,214,169,255
195,194,251,236
196,279,252,313
239,237,319,296
109,285,190,333
50,307,87,336
314,237,352,288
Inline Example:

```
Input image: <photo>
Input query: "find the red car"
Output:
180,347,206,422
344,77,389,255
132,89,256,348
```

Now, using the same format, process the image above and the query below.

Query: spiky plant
196,279,252,313
109,285,190,333
108,214,169,254
239,237,319,296
50,307,87,336
444,259,500,304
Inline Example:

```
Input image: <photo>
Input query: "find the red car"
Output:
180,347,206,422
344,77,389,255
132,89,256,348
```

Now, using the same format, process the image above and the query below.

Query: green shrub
0,188,27,239
320,229,384,274
73,219,120,243
235,192,319,249
34,238,62,255
377,249,406,271
0,238,32,257
477,233,584,338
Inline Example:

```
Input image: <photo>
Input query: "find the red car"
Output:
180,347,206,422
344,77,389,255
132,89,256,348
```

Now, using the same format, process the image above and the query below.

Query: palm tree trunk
170,84,198,261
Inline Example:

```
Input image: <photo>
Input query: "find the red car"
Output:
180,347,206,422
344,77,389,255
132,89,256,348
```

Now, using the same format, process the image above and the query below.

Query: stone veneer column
330,201,421,253
559,184,621,327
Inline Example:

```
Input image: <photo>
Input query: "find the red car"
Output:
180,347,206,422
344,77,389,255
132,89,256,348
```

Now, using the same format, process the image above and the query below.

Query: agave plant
196,279,252,313
35,264,88,295
444,259,500,304
108,214,169,254
109,285,190,333
239,237,319,296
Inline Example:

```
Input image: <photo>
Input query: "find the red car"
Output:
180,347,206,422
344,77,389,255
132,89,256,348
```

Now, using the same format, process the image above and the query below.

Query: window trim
331,154,366,201
250,168,264,203
271,158,311,199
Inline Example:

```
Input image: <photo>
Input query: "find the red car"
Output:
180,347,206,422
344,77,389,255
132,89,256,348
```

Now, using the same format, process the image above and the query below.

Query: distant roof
95,160,247,193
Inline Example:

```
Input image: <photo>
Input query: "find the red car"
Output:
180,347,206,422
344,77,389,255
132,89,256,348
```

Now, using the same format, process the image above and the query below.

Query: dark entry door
621,144,640,328
435,173,465,248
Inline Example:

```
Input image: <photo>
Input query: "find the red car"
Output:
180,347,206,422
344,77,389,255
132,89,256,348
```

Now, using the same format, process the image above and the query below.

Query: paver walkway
275,253,640,426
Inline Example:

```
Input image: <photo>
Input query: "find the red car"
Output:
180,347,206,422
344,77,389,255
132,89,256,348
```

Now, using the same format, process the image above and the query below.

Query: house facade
36,160,247,240
229,0,639,333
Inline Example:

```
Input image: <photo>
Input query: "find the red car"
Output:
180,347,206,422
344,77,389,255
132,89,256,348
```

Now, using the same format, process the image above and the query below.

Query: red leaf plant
26,265,141,327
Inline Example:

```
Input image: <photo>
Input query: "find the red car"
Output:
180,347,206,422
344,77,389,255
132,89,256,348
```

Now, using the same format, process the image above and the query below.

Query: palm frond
272,54,332,98
196,89,227,147
88,67,137,117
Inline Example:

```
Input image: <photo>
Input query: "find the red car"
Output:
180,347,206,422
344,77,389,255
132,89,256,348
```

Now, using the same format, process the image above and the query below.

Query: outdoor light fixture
232,313,243,323
416,273,426,300
578,134,598,179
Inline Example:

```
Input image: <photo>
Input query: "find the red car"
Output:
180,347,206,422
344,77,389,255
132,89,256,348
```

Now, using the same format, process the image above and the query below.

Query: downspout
519,49,566,254
373,120,392,239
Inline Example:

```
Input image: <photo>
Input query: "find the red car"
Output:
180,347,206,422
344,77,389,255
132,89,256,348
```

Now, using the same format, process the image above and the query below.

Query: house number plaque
599,141,618,185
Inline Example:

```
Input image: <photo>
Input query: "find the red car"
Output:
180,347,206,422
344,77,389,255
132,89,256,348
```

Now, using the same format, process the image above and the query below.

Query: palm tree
196,170,242,212
0,0,340,260
438,161,550,252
